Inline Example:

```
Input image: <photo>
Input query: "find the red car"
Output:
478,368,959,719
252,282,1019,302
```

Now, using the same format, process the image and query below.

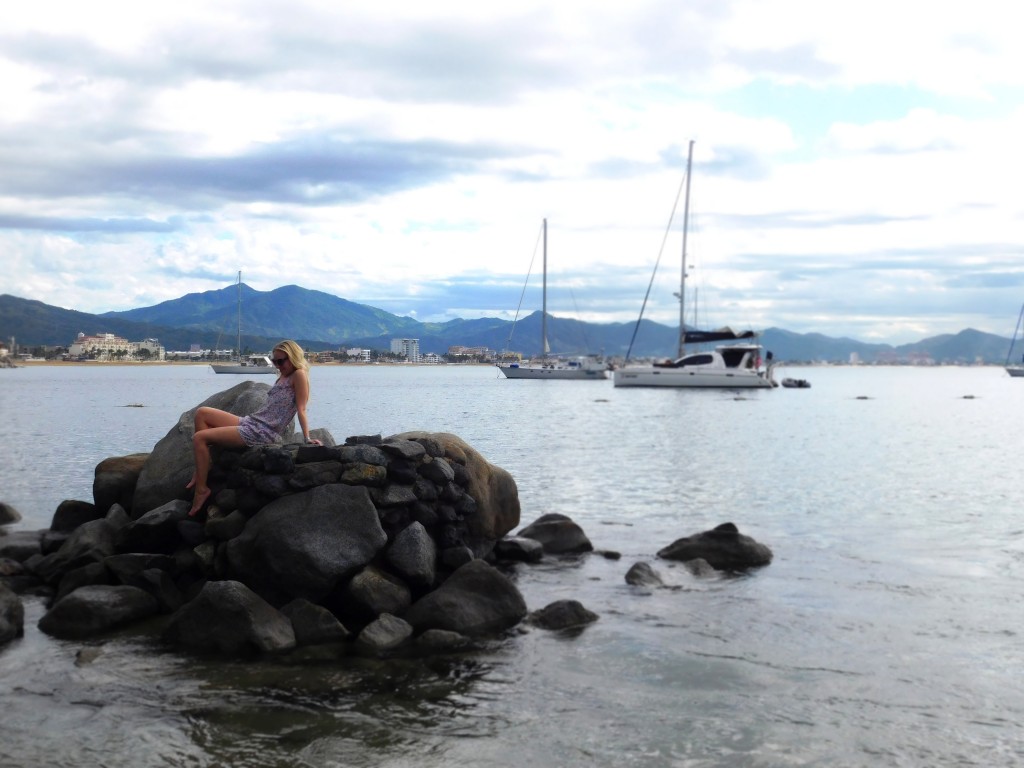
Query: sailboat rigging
210,271,275,375
496,219,608,380
613,140,775,389
1004,302,1024,378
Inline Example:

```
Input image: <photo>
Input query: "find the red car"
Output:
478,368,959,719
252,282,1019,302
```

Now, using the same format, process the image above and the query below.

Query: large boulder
132,381,282,518
226,484,387,604
657,522,773,570
392,432,520,556
37,585,159,639
93,453,149,517
163,580,296,655
0,581,24,644
116,500,191,554
403,559,526,637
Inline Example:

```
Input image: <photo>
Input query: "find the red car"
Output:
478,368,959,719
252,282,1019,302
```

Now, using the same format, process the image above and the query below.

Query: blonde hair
273,340,309,374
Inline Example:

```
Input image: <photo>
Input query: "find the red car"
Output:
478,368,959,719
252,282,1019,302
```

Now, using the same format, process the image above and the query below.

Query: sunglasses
271,356,288,367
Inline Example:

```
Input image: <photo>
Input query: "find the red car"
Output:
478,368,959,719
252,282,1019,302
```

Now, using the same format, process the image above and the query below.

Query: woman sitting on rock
187,340,321,516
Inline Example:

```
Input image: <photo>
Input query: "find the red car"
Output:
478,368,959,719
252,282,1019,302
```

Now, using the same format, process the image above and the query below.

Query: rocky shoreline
0,381,773,658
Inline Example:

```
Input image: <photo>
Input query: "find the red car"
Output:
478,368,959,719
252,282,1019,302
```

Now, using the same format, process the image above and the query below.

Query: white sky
2,0,1023,343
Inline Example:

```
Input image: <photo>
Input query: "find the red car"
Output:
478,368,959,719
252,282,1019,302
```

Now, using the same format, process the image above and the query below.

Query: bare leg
190,423,245,516
187,407,241,490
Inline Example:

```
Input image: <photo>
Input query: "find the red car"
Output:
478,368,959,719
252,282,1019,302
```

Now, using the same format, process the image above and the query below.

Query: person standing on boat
187,340,321,516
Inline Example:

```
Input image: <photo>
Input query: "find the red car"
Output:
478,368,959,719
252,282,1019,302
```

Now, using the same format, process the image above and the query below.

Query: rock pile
0,381,775,658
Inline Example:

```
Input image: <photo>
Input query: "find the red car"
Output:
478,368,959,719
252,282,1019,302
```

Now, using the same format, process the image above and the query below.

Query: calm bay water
1,363,1023,766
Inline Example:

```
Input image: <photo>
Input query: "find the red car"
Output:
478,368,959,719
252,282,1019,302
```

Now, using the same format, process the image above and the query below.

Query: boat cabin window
720,348,751,368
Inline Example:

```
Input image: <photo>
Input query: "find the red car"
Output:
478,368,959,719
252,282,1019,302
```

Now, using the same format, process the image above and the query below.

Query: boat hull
498,361,608,380
1006,366,1024,378
211,365,276,374
613,367,772,388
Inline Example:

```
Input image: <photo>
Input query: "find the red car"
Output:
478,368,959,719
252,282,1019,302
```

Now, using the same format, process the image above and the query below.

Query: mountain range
0,285,1014,364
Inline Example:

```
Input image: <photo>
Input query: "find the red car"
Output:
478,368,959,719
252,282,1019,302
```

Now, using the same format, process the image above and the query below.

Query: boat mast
541,218,548,358
235,270,241,358
677,140,694,359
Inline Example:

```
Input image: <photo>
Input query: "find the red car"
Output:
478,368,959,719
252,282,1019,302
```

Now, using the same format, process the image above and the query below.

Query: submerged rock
657,522,773,570
517,513,593,554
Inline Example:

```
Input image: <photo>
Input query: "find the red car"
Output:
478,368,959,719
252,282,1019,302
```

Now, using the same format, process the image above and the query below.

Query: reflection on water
2,364,1024,765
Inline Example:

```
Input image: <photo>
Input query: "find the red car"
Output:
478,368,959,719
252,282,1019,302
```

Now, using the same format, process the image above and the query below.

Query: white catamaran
613,140,776,389
497,219,609,380
210,272,275,375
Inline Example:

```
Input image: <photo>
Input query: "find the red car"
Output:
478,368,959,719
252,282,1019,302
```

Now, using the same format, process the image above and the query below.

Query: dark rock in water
38,585,159,639
93,453,148,517
625,561,664,587
0,581,24,644
226,484,387,604
0,502,22,526
280,598,349,646
517,513,593,554
341,564,413,622
527,599,599,630
356,613,413,655
163,580,296,655
657,522,773,570
415,628,471,653
54,562,113,603
49,499,102,533
493,536,544,563
683,558,717,577
403,559,526,637
0,530,43,561
32,519,117,585
133,381,283,518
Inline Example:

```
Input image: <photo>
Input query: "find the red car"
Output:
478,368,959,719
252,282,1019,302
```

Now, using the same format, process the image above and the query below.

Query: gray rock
116,500,191,554
0,529,43,561
392,432,521,557
527,599,599,631
683,558,717,577
204,509,248,541
288,461,343,490
344,565,412,618
38,585,159,639
163,580,296,655
414,628,472,653
49,499,101,533
54,562,113,603
93,453,148,517
517,513,593,554
418,456,455,484
403,559,526,637
32,519,117,585
356,613,413,655
0,502,22,526
339,463,389,487
379,439,427,461
386,522,437,588
0,581,24,644
132,381,278,517
625,561,664,587
226,484,387,603
657,522,773,570
494,536,544,563
280,598,349,646
336,444,388,466
104,503,132,530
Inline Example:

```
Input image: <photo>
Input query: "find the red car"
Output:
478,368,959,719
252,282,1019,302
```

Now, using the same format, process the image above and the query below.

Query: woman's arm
291,369,319,444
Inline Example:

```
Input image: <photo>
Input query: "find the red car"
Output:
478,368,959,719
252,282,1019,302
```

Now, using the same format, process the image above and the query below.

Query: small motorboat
781,377,811,389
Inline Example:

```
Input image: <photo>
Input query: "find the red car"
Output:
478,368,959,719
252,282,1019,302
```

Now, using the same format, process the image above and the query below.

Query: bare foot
185,474,196,490
188,488,212,517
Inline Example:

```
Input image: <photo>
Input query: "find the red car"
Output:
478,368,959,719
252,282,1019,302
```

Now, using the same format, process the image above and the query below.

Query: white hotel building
390,338,421,362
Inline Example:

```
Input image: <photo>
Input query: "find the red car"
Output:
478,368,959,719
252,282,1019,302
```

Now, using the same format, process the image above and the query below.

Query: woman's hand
306,437,322,446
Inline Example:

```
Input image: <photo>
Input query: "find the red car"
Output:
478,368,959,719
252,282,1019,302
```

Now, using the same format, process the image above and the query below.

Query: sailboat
1004,302,1024,378
613,140,776,389
210,272,275,374
496,219,609,380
